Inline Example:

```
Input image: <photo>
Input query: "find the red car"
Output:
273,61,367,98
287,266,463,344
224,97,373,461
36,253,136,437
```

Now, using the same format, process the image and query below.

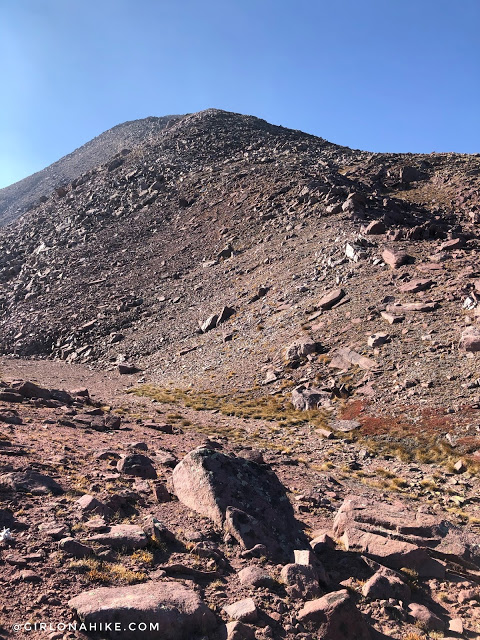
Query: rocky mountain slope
0,109,479,410
1,109,480,639
0,115,180,226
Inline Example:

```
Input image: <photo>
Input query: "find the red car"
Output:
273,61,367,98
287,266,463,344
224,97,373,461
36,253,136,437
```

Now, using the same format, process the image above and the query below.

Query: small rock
76,494,108,514
439,237,465,251
362,567,411,602
117,454,157,479
87,524,148,550
226,620,256,640
238,566,275,588
118,363,141,374
381,311,404,324
449,618,463,634
382,248,410,269
364,220,386,235
294,549,315,565
155,449,177,467
291,385,329,411
280,563,323,599
38,522,69,539
284,337,318,366
408,602,445,631
21,570,42,583
152,481,171,503
310,533,335,553
460,326,480,353
200,314,219,333
59,537,94,558
318,288,345,311
367,333,389,348
399,278,433,293
223,598,258,623
297,589,370,638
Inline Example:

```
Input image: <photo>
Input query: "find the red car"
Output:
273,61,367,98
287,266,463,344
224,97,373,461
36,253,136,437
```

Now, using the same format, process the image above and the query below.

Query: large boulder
333,497,480,577
280,563,323,600
69,581,216,639
172,447,305,561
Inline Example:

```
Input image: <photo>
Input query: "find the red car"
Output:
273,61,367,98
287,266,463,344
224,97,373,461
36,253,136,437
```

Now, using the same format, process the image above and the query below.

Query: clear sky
1,0,479,189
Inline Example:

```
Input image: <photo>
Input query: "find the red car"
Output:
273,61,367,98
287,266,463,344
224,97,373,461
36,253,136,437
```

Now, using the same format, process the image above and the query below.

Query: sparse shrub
69,558,147,584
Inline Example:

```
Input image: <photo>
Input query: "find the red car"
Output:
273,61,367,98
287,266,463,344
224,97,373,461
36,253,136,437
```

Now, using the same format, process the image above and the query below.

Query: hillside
0,109,479,409
1,109,480,639
0,115,181,226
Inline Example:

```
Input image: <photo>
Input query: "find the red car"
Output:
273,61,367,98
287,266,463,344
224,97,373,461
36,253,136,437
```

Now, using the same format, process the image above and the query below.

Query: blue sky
1,0,479,188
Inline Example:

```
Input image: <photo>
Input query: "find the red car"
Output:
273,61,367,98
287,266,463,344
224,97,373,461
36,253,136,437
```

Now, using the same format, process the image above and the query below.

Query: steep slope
0,115,181,226
0,109,479,415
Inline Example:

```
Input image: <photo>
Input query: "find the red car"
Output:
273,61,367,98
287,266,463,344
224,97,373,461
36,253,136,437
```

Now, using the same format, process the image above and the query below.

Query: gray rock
0,470,64,495
223,598,258,623
238,566,275,588
117,454,157,479
280,563,323,599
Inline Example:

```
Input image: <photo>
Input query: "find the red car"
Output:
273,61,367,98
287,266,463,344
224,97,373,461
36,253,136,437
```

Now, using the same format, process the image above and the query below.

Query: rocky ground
1,359,480,639
1,109,480,638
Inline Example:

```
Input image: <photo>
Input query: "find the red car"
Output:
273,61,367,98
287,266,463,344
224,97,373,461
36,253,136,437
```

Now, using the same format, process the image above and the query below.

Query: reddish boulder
226,621,256,640
297,589,371,639
59,537,94,558
318,288,345,310
238,566,275,588
386,301,438,313
332,496,480,576
364,220,386,235
69,582,216,639
439,237,465,251
398,278,433,293
362,566,411,601
172,447,305,561
382,248,410,269
14,381,51,400
459,326,480,353
0,470,64,495
86,524,148,550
